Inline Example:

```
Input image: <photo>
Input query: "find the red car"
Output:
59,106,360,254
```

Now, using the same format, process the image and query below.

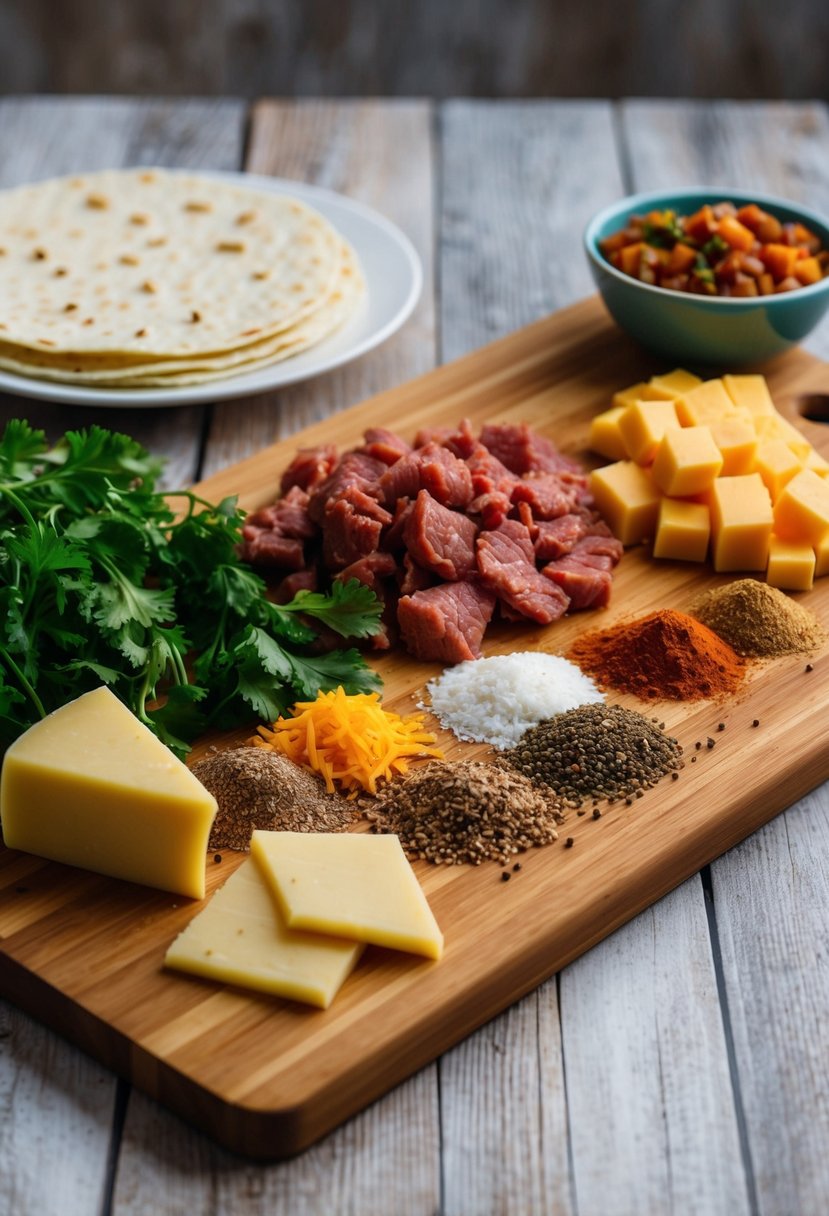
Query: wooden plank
437,99,621,1216
201,99,436,476
0,96,247,488
622,98,829,1214
2,297,828,1161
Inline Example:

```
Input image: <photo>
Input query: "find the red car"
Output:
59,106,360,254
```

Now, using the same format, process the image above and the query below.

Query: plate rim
0,168,423,409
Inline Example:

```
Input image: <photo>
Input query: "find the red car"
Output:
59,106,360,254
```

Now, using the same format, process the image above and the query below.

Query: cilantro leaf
278,578,384,638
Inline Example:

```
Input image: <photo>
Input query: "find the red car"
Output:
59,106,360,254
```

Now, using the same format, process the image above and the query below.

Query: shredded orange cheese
253,687,443,796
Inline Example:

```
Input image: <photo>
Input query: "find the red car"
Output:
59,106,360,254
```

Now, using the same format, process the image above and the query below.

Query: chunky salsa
600,201,829,297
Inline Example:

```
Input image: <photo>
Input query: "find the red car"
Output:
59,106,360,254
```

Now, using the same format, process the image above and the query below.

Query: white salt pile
422,651,604,749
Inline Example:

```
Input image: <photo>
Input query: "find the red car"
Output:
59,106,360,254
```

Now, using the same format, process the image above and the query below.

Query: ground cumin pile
192,746,357,851
690,578,826,657
503,703,684,808
367,759,564,865
567,608,746,700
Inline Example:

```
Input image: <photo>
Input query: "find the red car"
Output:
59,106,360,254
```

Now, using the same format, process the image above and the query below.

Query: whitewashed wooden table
0,96,828,1216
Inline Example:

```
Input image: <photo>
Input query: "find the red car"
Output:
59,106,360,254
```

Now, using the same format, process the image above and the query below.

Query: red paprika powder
567,608,746,701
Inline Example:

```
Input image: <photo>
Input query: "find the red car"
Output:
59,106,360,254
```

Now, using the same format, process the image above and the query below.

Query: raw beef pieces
242,419,622,663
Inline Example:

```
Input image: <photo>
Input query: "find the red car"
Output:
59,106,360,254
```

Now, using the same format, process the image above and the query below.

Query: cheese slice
164,858,363,1009
0,686,217,899
251,830,444,960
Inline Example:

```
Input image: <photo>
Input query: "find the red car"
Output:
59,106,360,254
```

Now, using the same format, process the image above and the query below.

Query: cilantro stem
0,486,38,530
1,651,46,720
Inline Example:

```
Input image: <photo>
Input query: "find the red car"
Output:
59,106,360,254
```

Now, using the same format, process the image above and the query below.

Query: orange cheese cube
722,373,775,418
653,498,710,563
815,532,829,578
589,461,661,546
674,378,745,427
611,381,675,410
710,474,774,572
618,399,680,464
805,448,829,477
588,405,628,461
753,413,812,461
652,426,723,496
648,368,703,398
766,536,816,591
773,468,829,545
709,417,759,475
754,440,803,502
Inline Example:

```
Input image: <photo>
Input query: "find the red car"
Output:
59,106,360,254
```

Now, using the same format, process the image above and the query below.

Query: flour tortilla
0,240,364,386
0,168,347,360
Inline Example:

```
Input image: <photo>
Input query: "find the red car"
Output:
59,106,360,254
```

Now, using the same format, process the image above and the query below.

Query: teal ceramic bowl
584,188,829,365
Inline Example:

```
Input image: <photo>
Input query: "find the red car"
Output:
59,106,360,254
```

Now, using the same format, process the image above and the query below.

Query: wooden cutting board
1,296,828,1160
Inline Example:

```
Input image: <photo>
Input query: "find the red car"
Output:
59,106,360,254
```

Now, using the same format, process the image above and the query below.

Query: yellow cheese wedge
611,380,675,409
589,461,661,546
0,687,216,899
754,440,803,502
648,368,703,397
164,858,363,1009
651,426,723,497
709,474,774,572
773,468,829,545
766,536,816,592
251,830,444,960
588,405,628,461
722,373,775,418
618,399,680,464
653,497,710,563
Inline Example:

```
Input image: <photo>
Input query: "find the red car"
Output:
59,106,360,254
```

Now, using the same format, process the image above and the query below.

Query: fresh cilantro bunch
0,421,383,757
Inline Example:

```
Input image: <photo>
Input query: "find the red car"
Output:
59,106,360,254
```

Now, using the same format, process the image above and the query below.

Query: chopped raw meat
279,445,338,494
321,499,386,569
399,552,435,596
397,581,496,664
240,531,305,570
467,490,513,530
533,513,591,561
573,530,624,563
308,452,387,524
377,442,474,509
243,485,318,540
466,444,518,496
511,472,583,520
404,490,478,580
477,519,570,624
274,568,319,602
359,427,412,465
336,551,398,593
542,556,613,609
382,497,414,551
479,422,585,476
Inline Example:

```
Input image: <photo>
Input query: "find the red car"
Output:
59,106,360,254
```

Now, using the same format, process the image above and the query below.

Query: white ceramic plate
0,171,423,409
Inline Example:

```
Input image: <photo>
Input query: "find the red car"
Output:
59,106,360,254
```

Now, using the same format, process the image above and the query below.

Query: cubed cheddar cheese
754,440,803,502
709,473,774,572
766,535,816,591
815,531,829,578
0,687,217,899
674,378,746,427
773,468,829,545
588,405,628,461
753,413,812,461
653,498,710,563
651,426,723,496
611,380,675,409
618,399,680,464
709,417,759,476
722,373,776,417
805,447,829,477
589,460,661,546
648,368,703,397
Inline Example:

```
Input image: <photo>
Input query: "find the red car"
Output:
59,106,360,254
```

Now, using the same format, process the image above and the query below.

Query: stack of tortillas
0,168,365,388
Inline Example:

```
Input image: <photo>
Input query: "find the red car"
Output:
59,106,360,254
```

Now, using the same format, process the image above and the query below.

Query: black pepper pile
192,746,357,851
367,759,564,865
502,703,684,808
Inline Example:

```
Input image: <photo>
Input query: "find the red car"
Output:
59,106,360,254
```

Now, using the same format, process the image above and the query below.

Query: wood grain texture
1,0,828,101
2,298,828,1161
201,99,436,477
0,96,247,488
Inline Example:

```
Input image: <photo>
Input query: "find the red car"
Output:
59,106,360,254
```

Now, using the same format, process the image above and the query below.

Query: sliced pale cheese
164,858,363,1009
0,686,216,899
251,830,444,960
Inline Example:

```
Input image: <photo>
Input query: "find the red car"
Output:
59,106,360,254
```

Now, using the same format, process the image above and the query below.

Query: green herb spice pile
0,422,383,756
502,703,684,808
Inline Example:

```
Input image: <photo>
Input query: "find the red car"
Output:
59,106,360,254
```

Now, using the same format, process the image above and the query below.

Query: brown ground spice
192,746,357,851
366,759,564,865
567,608,746,700
690,578,827,657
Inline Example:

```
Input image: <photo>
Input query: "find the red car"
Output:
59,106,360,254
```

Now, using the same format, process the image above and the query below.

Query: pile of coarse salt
422,652,604,749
